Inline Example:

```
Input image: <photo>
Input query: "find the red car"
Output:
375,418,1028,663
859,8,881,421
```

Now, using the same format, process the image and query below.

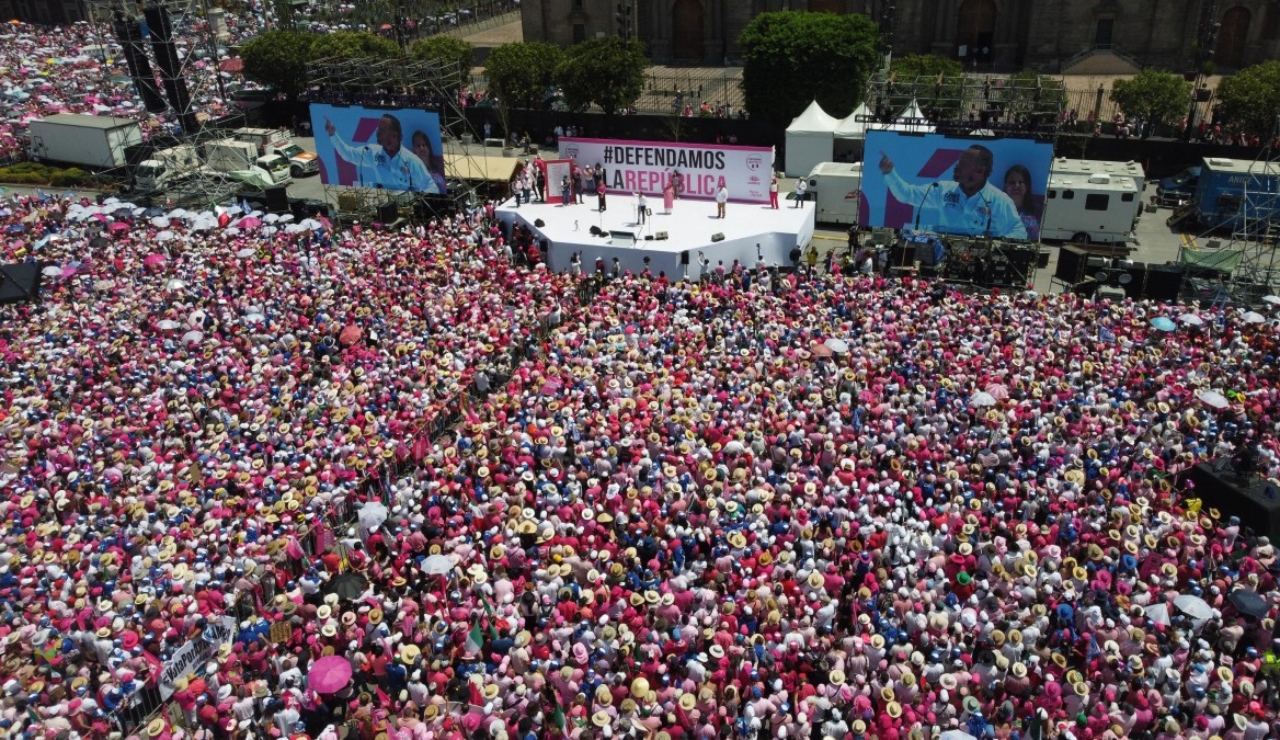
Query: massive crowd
0,188,1277,740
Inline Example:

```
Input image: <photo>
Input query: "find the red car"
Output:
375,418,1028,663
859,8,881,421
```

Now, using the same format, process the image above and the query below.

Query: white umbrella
1174,593,1213,620
1242,311,1266,324
244,312,266,324
422,554,455,576
1145,603,1171,626
969,391,997,408
1262,295,1280,305
357,502,389,530
41,265,61,277
1198,390,1230,409
823,337,849,354
181,329,204,345
166,279,186,290
263,213,280,223
187,309,206,326
150,216,169,228
237,248,256,258
157,319,180,330
1179,314,1204,326
225,227,241,236
155,230,175,242
167,208,189,219
300,218,323,230
285,223,305,234
939,732,977,740
277,213,295,223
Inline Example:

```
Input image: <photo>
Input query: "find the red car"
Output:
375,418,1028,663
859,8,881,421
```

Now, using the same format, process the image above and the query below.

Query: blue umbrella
1150,317,1177,332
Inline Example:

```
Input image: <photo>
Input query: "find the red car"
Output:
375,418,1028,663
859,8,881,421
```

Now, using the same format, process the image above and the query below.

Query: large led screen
861,132,1053,240
309,103,447,194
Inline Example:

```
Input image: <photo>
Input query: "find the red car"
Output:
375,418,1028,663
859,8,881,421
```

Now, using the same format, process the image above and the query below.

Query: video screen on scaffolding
862,131,1053,240
309,103,447,194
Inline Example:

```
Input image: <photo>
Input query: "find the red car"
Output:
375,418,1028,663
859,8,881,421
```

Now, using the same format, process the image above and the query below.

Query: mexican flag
465,619,485,654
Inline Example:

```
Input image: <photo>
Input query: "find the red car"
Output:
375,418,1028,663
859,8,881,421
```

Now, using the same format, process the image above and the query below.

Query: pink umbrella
307,655,352,694
984,383,1009,401
237,216,262,229
143,253,167,268
108,221,130,233
339,324,362,346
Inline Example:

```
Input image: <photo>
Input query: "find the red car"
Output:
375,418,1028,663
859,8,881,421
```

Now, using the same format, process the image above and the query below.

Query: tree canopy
556,37,648,115
1215,61,1280,139
1109,69,1192,133
409,35,475,93
886,55,964,117
484,42,566,111
240,30,316,101
740,11,880,126
309,30,401,61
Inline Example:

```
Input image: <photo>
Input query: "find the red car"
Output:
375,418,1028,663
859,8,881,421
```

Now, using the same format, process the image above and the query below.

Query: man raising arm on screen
325,113,433,192
878,145,1026,239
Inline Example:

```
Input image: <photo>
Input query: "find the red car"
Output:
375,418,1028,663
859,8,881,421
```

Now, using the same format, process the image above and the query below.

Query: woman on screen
411,130,449,195
1002,164,1040,241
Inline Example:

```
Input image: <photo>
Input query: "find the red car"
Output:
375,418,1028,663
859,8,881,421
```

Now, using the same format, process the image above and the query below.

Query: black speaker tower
112,11,167,114
143,4,200,135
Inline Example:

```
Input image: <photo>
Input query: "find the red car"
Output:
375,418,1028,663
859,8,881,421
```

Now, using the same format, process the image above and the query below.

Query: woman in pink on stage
663,179,675,214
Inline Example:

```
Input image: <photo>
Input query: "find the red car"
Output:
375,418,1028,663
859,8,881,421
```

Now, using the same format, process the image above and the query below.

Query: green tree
887,54,965,117
240,30,316,101
998,71,1068,128
1109,69,1192,134
409,35,475,94
310,30,401,62
556,37,648,115
484,42,565,138
1215,61,1280,139
740,11,880,126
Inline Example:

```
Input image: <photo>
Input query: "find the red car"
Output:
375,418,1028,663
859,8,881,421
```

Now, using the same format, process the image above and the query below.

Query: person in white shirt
715,185,728,218
877,145,1026,239
324,113,432,192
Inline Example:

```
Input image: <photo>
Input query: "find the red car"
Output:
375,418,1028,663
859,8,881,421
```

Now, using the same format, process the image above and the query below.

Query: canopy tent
833,103,872,140
444,154,520,183
784,100,839,177
866,98,936,134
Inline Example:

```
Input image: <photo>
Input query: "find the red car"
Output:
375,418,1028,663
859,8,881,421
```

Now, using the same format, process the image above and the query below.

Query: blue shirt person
324,113,433,192
878,145,1027,239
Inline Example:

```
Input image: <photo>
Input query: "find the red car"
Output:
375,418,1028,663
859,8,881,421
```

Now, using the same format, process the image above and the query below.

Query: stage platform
493,194,815,280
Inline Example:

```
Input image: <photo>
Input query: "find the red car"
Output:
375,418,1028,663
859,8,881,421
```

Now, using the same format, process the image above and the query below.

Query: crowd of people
0,185,1278,740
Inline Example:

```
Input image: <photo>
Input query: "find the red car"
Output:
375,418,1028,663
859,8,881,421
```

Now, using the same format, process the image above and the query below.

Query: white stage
493,194,815,280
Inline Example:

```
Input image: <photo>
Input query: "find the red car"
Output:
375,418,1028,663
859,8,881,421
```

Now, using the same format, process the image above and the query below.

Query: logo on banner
564,146,580,160
747,156,763,171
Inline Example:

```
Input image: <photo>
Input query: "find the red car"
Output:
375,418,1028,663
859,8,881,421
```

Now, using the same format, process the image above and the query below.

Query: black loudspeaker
711,233,725,242
143,4,199,135
589,225,604,236
375,200,398,224
1186,461,1280,541
656,231,669,240
1054,245,1090,284
1119,262,1147,299
263,187,289,213
534,219,545,227
0,263,42,305
644,235,654,241
680,251,689,265
112,12,166,114
1145,264,1185,302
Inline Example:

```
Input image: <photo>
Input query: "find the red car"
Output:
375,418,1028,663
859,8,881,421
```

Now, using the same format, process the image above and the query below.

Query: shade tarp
833,102,872,140
784,100,839,177
444,154,520,183
1180,248,1242,273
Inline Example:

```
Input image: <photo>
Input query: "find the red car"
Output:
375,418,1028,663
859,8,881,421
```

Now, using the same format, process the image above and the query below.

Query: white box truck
805,161,863,225
1039,172,1142,244
233,127,319,177
27,113,142,169
205,139,293,186
1049,157,1146,194
134,144,204,192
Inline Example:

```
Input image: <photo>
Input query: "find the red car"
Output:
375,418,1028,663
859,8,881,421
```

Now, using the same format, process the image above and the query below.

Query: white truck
233,127,319,178
805,161,863,225
1039,171,1142,244
27,113,142,169
205,139,293,187
1049,157,1146,194
134,144,204,192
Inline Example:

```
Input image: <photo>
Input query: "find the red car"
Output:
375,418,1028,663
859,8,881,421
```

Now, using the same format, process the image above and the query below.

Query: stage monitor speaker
711,233,725,242
1145,264,1185,302
263,187,289,214
656,231,669,241
0,263,42,305
644,235,654,241
534,219,545,227
111,13,166,114
680,251,689,265
1186,461,1280,541
1120,262,1146,299
1096,285,1127,302
376,201,398,224
609,230,638,246
1054,245,1090,284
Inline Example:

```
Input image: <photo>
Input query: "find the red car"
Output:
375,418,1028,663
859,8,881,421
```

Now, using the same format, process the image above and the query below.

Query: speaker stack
143,3,200,135
112,11,167,114
1144,263,1185,302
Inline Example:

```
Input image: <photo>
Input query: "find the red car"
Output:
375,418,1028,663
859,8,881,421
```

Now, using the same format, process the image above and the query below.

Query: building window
1095,19,1114,48
573,23,586,44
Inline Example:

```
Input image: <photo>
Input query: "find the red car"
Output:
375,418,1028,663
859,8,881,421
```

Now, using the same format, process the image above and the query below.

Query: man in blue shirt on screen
324,113,433,192
878,145,1026,239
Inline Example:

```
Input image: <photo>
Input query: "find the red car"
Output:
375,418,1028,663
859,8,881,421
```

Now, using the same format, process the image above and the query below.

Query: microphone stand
913,182,939,232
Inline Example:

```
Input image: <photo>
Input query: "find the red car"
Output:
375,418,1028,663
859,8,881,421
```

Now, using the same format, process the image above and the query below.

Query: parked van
1039,172,1141,244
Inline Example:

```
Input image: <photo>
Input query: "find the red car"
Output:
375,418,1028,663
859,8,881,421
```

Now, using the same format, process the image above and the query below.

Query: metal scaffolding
307,55,484,223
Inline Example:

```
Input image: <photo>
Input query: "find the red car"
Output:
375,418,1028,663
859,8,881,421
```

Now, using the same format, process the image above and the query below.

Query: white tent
833,102,872,140
866,98,936,134
784,100,839,177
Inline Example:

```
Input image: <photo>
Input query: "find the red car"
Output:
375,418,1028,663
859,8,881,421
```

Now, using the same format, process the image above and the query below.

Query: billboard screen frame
309,103,447,194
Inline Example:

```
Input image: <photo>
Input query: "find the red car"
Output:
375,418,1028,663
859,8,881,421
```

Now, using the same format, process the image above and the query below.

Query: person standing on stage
715,183,728,219
663,180,675,214
793,178,807,208
769,174,780,209
597,180,607,212
636,192,647,224
561,175,572,206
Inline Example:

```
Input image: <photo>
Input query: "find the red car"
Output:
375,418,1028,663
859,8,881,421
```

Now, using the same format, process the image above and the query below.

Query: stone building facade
520,0,1280,72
